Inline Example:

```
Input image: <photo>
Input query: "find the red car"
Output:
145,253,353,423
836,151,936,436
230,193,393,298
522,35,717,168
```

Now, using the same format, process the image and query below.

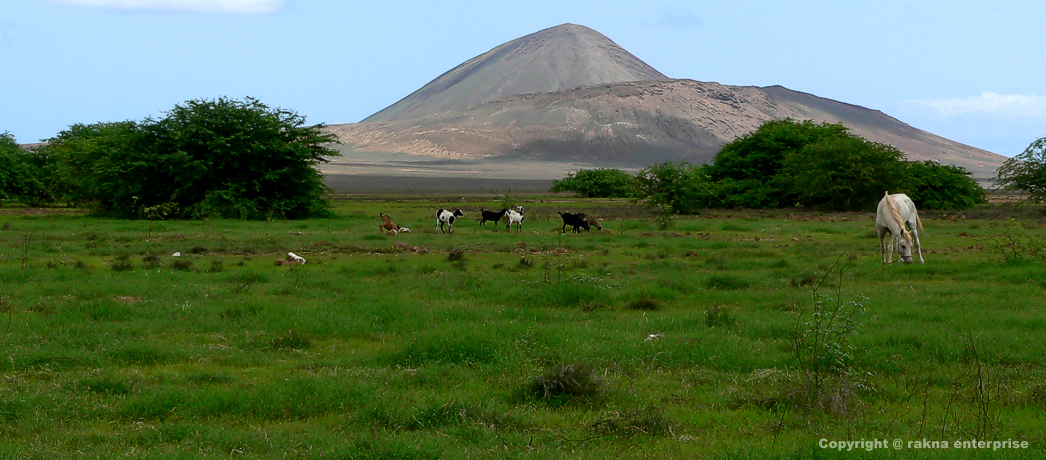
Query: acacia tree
994,136,1046,203
43,97,340,219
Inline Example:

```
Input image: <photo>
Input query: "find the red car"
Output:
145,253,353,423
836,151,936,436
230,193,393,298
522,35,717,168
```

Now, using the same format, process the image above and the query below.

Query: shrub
522,363,604,406
590,406,677,437
634,161,714,218
170,259,194,271
446,248,467,262
705,274,750,290
705,305,737,328
626,295,661,311
109,256,134,272
268,329,311,350
141,254,161,269
906,160,986,209
551,168,639,198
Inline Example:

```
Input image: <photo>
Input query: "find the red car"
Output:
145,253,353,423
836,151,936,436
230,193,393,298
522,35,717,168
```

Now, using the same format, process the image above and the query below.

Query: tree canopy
994,136,1046,203
38,97,340,219
0,132,53,206
550,168,638,198
552,119,986,214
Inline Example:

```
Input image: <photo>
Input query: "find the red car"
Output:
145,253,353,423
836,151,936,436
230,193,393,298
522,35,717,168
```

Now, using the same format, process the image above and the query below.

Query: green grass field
0,195,1044,459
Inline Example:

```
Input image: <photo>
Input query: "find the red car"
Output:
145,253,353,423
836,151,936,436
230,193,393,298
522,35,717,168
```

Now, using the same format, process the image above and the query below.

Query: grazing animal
558,211,590,233
505,207,525,232
379,213,410,235
275,252,306,266
480,209,508,226
436,208,465,234
584,215,603,231
876,192,924,264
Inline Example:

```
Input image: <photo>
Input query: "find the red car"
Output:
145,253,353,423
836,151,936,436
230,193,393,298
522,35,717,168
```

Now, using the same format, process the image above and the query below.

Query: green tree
994,136,1046,203
906,160,986,209
40,121,144,210
0,132,27,201
0,132,53,206
550,168,638,198
707,119,850,208
42,97,340,219
781,136,908,211
634,162,713,226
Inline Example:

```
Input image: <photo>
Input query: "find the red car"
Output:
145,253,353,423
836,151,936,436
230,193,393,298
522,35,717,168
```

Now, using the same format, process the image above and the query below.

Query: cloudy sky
2,0,1044,157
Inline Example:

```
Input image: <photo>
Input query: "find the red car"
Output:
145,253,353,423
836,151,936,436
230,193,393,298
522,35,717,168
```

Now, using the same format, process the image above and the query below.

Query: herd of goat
376,206,604,236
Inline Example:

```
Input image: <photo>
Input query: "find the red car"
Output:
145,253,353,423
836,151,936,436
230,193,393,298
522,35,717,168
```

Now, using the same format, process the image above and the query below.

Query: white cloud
652,7,704,29
55,0,285,14
911,92,1046,118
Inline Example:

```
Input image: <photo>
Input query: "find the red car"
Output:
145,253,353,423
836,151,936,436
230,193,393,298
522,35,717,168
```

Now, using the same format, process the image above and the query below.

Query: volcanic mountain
364,24,667,122
328,24,1005,181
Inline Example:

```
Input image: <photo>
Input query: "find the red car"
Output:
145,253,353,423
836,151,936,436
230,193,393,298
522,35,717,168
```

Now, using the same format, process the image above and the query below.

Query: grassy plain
0,194,1044,459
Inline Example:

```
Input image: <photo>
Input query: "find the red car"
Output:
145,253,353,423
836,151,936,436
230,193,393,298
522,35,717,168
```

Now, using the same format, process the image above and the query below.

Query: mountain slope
363,23,667,122
335,24,1006,181
332,79,1004,179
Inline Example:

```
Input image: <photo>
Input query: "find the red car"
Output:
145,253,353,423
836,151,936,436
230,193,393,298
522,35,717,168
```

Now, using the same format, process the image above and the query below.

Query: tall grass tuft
705,274,750,290
705,305,737,328
521,363,604,407
590,405,677,437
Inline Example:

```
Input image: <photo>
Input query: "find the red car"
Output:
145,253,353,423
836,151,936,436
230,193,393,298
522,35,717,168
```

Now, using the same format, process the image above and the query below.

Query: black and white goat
479,209,508,226
436,208,465,234
505,206,525,232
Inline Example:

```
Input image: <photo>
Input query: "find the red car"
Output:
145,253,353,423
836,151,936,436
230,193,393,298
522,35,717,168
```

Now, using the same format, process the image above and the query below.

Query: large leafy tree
706,118,983,211
550,168,638,198
994,136,1046,203
43,97,340,219
780,135,909,211
707,119,851,208
0,132,54,206
42,121,143,210
907,160,986,210
0,132,28,201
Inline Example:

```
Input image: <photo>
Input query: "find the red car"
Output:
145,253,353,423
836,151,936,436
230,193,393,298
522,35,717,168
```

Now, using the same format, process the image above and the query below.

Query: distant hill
365,24,666,122
330,24,1005,182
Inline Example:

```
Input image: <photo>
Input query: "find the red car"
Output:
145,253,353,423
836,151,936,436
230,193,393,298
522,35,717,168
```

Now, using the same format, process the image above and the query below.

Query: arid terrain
327,23,1006,183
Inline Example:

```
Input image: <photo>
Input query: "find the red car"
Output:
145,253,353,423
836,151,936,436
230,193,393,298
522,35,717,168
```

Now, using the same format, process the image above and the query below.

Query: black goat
558,211,590,233
479,208,508,226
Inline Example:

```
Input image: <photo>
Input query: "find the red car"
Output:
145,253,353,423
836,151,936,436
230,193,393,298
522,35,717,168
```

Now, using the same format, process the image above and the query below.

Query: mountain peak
363,24,667,122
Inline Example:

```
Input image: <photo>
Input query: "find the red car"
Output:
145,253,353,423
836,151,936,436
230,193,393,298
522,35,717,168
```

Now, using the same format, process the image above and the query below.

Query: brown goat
379,213,410,235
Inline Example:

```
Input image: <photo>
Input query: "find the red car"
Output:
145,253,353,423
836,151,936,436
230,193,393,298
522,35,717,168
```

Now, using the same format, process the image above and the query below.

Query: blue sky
2,0,1044,157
